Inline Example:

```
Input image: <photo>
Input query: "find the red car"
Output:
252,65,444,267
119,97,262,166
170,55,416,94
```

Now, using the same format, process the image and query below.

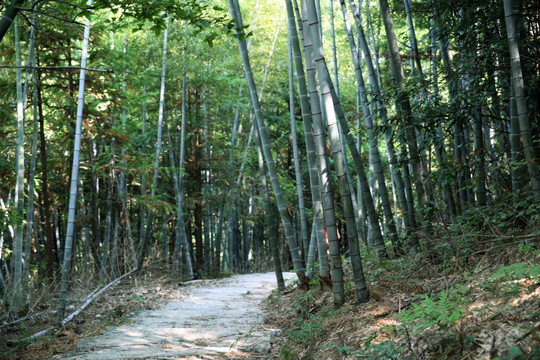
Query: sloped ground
266,233,540,359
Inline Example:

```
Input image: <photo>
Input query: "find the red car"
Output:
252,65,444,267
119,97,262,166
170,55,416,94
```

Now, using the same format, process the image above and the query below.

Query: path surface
56,272,295,360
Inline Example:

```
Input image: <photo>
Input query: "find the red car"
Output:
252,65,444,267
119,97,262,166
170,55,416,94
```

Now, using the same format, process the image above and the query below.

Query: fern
491,262,540,282
397,286,467,334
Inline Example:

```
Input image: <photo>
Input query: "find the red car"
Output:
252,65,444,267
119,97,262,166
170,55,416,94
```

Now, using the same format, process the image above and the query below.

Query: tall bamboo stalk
138,17,169,270
57,0,93,322
228,0,308,286
286,0,329,278
11,17,24,312
503,0,540,203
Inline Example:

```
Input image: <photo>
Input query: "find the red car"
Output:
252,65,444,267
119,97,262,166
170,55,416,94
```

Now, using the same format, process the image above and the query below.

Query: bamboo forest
0,0,539,358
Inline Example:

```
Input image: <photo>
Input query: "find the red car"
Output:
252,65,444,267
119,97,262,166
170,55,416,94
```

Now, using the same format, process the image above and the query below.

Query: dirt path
54,272,295,360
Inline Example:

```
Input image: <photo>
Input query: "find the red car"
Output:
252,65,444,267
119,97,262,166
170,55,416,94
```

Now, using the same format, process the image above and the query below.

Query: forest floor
1,228,539,360
265,231,540,359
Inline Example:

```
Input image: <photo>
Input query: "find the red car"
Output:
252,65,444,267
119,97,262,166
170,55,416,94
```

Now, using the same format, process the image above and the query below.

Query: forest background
0,0,539,358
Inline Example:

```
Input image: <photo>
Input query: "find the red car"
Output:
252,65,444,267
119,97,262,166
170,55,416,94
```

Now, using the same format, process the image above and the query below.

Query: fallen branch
178,279,205,286
0,310,49,330
27,269,137,340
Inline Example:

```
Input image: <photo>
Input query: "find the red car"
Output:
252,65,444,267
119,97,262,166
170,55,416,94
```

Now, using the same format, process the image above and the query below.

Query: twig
26,269,137,340
403,325,423,360
0,310,48,330
517,322,540,342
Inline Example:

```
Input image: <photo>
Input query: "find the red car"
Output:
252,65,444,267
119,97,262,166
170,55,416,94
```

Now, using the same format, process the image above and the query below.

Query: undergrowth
267,199,540,360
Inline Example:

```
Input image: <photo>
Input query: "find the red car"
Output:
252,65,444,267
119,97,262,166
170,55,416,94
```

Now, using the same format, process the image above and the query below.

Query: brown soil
265,237,540,360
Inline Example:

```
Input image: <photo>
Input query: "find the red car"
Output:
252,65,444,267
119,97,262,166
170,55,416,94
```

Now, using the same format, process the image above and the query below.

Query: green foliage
0,206,23,236
483,262,540,298
287,287,334,345
492,345,527,360
320,339,356,356
358,340,404,360
397,285,469,334
294,289,316,319
92,0,233,45
230,327,253,349
268,292,281,305
288,313,325,344
128,294,145,302
490,262,540,282
280,345,299,360
516,242,540,256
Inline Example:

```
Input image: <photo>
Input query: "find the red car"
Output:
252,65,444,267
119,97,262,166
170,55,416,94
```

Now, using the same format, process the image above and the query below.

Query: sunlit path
54,272,296,360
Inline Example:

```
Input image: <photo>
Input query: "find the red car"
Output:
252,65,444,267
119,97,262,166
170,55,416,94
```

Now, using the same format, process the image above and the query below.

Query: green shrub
396,285,468,334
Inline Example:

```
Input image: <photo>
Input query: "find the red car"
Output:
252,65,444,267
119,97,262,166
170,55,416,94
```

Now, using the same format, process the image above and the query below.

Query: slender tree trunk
23,14,39,301
430,15,457,219
223,124,255,272
378,0,434,243
299,0,345,300
177,26,194,278
306,2,388,263
331,0,366,256
510,85,523,202
170,110,193,278
202,94,212,269
473,114,487,206
86,137,101,274
101,131,115,278
255,122,285,290
114,41,131,276
139,86,147,252
286,0,329,279
346,0,417,245
138,17,169,270
11,17,24,312
37,62,56,278
503,0,540,203
57,1,92,322
403,0,422,75
303,0,370,303
288,36,309,261
340,0,399,251
228,0,308,287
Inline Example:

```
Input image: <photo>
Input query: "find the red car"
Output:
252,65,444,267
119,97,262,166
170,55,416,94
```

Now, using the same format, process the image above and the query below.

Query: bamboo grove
0,0,539,320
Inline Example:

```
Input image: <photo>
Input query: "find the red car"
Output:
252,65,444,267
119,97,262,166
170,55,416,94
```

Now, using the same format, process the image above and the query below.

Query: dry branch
27,269,137,340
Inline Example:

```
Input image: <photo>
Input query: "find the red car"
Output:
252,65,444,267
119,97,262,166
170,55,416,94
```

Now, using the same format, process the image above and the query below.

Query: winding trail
56,272,295,360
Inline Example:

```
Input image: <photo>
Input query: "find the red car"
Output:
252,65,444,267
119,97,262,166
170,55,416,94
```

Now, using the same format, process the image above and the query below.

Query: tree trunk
378,0,434,243
503,0,540,203
340,0,399,251
57,1,92,322
138,17,169,270
304,0,370,303
346,0,417,245
228,0,308,287
288,35,309,261
255,124,285,291
23,14,39,300
11,17,24,312
286,0,329,278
